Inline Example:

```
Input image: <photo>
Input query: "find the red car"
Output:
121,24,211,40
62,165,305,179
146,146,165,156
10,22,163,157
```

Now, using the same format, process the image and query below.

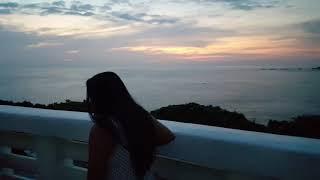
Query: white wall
1,105,320,180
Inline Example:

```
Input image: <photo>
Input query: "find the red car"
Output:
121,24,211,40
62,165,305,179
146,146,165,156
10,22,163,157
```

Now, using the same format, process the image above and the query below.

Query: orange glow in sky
0,0,319,62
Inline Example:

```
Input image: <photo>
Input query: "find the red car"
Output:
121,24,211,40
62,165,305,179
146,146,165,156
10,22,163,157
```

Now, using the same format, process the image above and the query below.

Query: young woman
86,72,175,180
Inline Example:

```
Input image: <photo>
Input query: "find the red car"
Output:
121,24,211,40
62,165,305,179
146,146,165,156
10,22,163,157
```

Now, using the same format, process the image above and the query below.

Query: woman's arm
87,125,114,180
151,116,175,146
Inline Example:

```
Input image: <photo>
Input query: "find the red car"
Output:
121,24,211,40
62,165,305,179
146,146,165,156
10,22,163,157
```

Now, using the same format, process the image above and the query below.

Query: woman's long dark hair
86,72,156,178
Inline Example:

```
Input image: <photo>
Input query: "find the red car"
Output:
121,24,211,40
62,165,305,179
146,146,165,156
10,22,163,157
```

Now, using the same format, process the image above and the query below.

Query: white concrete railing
0,105,320,180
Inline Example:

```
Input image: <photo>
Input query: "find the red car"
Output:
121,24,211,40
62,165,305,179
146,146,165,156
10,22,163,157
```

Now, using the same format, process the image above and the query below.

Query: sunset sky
0,0,319,65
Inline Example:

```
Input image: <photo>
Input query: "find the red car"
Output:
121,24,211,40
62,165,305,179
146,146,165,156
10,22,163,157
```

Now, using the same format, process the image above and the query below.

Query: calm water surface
0,64,319,124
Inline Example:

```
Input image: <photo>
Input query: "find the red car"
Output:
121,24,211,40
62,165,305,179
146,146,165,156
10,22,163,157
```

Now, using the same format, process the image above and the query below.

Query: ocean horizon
1,64,319,124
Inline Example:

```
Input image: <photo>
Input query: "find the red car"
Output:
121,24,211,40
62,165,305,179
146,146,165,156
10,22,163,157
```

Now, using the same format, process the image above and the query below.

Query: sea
0,63,319,124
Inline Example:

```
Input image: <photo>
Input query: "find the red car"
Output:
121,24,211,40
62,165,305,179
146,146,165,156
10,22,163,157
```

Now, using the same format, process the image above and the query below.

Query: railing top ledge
1,105,320,154
1,105,320,179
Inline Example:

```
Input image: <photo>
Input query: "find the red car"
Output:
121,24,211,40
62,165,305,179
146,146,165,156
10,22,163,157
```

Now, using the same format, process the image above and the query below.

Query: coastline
1,99,319,139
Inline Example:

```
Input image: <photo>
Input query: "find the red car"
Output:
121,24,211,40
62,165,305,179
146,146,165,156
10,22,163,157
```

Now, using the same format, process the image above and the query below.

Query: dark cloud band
180,0,278,10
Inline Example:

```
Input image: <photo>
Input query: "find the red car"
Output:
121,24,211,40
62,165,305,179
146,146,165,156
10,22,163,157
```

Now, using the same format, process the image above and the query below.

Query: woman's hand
151,116,175,146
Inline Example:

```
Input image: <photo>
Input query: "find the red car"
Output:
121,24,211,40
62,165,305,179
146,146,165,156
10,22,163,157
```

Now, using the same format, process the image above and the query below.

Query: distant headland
260,66,320,71
1,99,319,139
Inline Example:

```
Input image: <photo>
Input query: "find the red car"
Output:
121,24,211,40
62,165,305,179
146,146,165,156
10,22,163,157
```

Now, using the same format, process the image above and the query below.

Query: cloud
52,1,65,7
51,1,95,16
0,1,155,22
4,1,96,17
301,19,320,35
223,0,278,10
64,11,95,16
22,3,41,9
294,19,320,47
0,14,141,38
0,27,41,63
41,7,63,15
0,2,19,14
105,0,131,6
27,42,63,48
130,22,236,47
184,0,278,10
0,2,19,8
111,12,178,24
110,0,130,4
0,1,180,38
139,23,233,37
112,35,320,59
65,50,79,54
0,9,11,14
64,2,95,16
70,3,94,12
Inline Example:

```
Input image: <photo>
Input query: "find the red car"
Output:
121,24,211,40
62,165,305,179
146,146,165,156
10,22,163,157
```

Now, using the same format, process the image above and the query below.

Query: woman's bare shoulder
89,124,114,147
87,124,115,180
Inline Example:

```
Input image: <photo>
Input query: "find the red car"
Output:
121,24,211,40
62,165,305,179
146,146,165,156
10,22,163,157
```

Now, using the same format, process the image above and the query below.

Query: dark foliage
1,100,319,139
0,99,88,112
46,99,88,112
267,115,320,139
150,103,266,132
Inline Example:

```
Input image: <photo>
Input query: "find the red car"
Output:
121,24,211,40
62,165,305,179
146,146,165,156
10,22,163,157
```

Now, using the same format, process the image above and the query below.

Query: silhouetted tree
1,99,319,139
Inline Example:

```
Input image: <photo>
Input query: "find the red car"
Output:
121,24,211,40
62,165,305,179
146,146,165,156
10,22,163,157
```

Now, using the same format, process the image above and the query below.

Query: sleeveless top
107,119,155,180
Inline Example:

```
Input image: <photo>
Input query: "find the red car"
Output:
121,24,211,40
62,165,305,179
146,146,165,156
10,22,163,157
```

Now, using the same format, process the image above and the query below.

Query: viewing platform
0,105,320,180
